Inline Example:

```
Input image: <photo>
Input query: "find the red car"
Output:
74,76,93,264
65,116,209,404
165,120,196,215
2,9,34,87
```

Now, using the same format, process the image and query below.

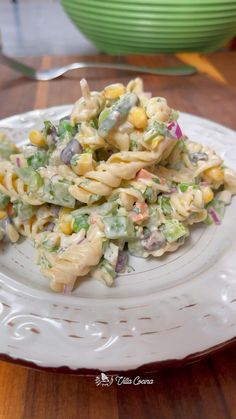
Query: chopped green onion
179,183,189,192
158,196,172,215
57,120,76,138
73,214,89,233
0,191,10,210
27,150,48,169
144,187,156,204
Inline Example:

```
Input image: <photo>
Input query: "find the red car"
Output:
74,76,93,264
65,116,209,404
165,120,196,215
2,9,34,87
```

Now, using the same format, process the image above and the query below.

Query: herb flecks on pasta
0,78,235,292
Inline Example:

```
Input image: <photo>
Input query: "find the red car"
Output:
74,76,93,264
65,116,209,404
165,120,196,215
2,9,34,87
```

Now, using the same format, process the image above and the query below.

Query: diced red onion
51,174,61,182
0,217,12,231
167,121,183,140
50,129,57,144
115,250,128,273
63,283,74,294
77,238,86,245
208,207,221,225
143,92,152,98
50,205,61,217
16,157,21,168
44,222,55,232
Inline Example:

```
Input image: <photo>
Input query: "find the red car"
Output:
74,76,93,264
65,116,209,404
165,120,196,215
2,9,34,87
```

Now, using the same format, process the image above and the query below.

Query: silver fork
0,52,196,81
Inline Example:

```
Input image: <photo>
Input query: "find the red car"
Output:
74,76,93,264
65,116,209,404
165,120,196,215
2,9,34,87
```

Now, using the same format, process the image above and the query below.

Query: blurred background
0,0,97,55
1,0,236,57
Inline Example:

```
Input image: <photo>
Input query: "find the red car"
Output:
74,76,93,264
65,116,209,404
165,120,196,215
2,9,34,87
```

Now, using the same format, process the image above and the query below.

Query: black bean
142,230,165,251
60,139,82,165
190,152,208,163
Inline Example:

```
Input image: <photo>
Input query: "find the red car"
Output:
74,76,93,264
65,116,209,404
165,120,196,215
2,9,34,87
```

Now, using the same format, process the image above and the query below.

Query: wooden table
0,52,236,419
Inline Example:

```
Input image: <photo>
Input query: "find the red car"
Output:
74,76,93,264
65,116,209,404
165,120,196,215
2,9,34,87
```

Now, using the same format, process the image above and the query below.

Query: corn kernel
0,174,4,185
128,107,147,129
151,135,164,150
204,166,224,182
0,210,7,220
103,83,126,100
202,186,214,204
29,130,46,147
59,215,73,235
12,178,18,190
72,153,94,176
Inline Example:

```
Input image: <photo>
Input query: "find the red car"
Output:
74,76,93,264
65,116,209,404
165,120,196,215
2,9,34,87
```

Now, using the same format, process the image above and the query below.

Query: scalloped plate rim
0,106,236,373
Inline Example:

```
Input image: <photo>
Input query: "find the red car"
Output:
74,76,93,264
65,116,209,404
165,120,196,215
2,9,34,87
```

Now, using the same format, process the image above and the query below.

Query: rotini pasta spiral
13,205,56,238
0,161,42,205
183,140,223,177
40,224,104,292
170,188,207,223
71,79,105,125
0,78,235,294
69,138,176,204
223,167,236,194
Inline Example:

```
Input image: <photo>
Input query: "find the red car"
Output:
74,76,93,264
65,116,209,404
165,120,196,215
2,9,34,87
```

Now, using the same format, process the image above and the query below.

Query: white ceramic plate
0,106,236,373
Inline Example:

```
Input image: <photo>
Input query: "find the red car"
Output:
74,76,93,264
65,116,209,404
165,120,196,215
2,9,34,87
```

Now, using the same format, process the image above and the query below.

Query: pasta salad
0,78,235,292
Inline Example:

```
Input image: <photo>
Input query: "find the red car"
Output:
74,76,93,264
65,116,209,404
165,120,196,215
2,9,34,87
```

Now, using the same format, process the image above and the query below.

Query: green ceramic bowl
61,0,236,53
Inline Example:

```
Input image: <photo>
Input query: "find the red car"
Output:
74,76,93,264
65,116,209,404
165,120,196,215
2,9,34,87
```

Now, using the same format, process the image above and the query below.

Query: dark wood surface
0,52,236,419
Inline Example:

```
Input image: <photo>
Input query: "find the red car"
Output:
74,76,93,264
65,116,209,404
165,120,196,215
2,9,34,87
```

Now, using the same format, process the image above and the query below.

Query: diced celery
103,216,134,239
161,220,187,243
158,196,172,215
72,201,118,218
98,107,111,126
128,239,145,257
104,243,119,266
0,135,18,160
98,93,138,138
93,259,116,286
0,191,10,210
13,200,35,221
41,179,75,208
15,167,43,192
100,259,116,279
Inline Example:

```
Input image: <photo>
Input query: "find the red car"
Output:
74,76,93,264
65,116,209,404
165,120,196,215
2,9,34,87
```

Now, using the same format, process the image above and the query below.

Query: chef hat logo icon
95,372,114,387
